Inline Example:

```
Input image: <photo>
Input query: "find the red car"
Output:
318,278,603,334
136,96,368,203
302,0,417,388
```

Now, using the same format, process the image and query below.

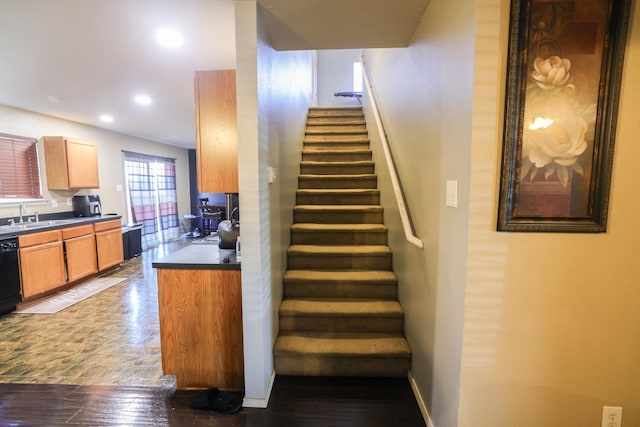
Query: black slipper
211,390,242,414
188,387,242,414
188,387,218,410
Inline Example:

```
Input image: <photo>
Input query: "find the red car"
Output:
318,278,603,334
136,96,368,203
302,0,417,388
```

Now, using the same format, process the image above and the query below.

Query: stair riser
306,128,368,136
284,283,397,299
307,119,366,127
302,152,372,162
299,164,374,175
296,192,380,205
291,230,387,245
298,177,377,189
303,143,371,151
294,211,383,224
274,355,411,377
288,254,392,270
279,316,403,333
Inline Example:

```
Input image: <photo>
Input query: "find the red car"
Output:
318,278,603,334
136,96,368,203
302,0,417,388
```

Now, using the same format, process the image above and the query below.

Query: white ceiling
257,0,429,50
0,0,236,149
0,0,428,149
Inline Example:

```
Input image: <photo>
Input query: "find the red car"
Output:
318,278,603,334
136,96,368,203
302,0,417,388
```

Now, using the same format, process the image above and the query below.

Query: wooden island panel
157,268,243,390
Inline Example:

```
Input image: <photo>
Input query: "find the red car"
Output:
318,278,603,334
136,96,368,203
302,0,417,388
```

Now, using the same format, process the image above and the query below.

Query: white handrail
360,55,424,249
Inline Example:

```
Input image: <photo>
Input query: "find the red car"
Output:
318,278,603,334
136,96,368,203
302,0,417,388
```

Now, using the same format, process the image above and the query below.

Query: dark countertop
0,215,122,239
152,239,241,271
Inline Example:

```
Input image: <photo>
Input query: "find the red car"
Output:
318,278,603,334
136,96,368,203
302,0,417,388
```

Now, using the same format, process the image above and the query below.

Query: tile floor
0,240,186,388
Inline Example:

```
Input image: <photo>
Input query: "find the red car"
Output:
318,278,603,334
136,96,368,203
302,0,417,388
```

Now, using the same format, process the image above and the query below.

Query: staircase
273,107,411,377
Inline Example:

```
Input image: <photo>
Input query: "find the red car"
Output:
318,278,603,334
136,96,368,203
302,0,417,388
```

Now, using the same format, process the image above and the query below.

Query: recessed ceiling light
100,114,114,123
155,28,184,48
48,95,61,103
134,95,152,106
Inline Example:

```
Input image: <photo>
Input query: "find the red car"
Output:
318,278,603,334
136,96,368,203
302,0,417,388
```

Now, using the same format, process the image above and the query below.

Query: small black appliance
72,195,102,217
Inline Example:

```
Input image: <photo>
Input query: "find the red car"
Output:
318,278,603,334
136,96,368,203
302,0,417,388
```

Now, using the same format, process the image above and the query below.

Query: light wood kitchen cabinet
157,268,244,390
63,224,97,282
18,230,66,299
195,70,238,193
94,219,124,271
42,136,100,190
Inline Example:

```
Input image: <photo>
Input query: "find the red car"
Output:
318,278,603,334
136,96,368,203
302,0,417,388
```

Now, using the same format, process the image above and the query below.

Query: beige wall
459,0,640,425
363,0,640,425
363,0,475,425
0,104,190,224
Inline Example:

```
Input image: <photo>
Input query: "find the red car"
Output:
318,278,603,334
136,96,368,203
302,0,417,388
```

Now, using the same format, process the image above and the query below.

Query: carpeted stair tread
291,223,387,232
302,149,372,162
296,188,380,195
294,204,383,212
308,107,364,116
280,299,404,317
284,269,397,284
300,160,374,167
304,135,370,143
274,332,411,358
307,118,366,126
296,189,380,205
288,244,391,255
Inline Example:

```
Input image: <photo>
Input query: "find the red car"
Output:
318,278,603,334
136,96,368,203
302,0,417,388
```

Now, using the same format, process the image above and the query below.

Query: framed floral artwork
497,0,632,232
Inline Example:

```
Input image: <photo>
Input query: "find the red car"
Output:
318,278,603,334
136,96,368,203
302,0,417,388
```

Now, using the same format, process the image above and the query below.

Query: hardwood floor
0,239,426,426
0,375,425,426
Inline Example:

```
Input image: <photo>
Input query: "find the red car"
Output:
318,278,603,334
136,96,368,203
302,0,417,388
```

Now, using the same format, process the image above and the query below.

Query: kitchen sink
0,219,80,231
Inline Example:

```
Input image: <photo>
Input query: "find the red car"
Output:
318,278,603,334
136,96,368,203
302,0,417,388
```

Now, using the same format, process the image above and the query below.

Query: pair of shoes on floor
188,387,242,414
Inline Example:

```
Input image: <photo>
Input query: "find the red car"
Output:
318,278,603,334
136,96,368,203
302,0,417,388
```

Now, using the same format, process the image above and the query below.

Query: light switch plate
446,180,458,208
51,199,58,208
268,167,276,184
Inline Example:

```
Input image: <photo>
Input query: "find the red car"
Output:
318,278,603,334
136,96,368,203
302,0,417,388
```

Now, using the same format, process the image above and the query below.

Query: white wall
362,0,475,425
0,104,190,224
234,0,313,407
317,49,363,107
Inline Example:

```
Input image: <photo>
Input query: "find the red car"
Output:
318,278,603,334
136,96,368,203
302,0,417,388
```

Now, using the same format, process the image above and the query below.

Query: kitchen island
152,240,243,391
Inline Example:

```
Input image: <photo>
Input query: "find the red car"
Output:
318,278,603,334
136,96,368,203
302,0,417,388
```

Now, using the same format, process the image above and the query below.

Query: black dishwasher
0,237,21,315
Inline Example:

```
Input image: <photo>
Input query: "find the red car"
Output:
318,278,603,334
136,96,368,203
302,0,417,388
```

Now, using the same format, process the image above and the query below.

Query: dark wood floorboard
0,375,426,426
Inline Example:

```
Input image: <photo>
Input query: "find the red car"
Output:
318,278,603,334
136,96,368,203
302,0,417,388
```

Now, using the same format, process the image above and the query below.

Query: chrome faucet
18,203,25,224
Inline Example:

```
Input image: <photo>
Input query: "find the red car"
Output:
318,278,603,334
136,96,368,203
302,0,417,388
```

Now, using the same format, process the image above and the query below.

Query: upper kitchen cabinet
42,136,100,190
195,70,238,193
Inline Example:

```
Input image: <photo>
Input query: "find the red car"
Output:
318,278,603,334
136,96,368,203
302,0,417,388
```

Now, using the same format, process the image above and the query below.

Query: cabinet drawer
62,224,94,240
93,219,121,233
18,230,62,248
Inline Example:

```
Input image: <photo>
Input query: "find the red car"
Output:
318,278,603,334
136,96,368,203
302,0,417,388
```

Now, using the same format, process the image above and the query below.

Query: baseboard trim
242,370,276,408
408,370,435,427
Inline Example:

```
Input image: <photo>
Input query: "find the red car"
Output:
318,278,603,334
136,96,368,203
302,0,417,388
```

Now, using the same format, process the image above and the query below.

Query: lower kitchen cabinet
64,226,98,282
18,230,66,299
94,219,124,271
156,268,244,390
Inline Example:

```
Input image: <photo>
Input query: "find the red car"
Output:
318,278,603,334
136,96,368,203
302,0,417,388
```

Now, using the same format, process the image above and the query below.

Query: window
0,133,42,199
353,61,363,93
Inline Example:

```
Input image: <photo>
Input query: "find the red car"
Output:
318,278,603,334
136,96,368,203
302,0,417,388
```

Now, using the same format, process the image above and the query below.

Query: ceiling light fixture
155,28,184,49
100,114,114,123
134,95,152,106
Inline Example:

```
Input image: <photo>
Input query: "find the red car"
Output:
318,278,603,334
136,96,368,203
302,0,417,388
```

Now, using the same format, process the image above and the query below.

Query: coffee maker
72,195,102,217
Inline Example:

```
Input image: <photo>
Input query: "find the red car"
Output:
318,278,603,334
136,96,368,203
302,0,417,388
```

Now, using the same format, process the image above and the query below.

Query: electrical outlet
602,406,622,427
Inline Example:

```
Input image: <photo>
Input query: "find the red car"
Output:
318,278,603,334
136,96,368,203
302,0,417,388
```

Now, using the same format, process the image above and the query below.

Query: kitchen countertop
152,238,241,271
0,215,122,239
